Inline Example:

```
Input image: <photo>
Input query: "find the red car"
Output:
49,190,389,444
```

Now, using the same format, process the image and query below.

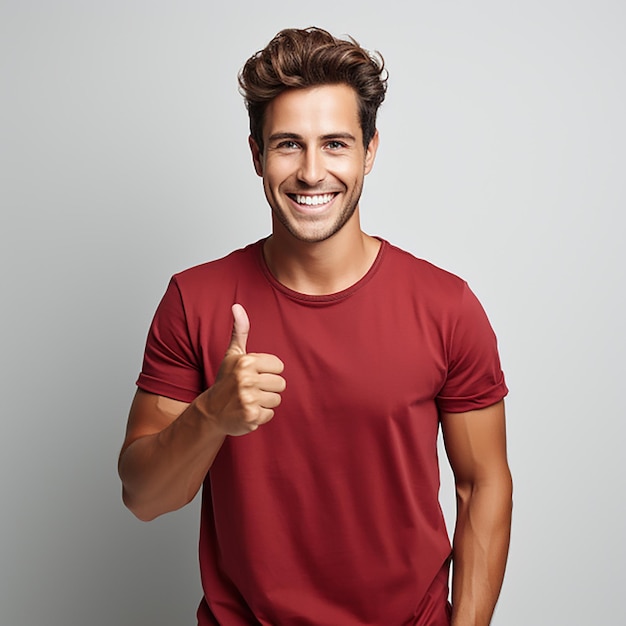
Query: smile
289,193,337,206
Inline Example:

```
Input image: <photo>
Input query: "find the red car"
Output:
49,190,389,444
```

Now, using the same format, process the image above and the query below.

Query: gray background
2,1,624,624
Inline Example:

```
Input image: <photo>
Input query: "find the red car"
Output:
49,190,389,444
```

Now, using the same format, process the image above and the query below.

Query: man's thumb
228,303,249,355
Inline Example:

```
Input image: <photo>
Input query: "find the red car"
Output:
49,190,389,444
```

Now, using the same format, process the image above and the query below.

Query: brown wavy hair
239,27,387,152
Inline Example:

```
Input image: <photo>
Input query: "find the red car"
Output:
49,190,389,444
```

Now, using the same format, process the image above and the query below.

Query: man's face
250,84,378,244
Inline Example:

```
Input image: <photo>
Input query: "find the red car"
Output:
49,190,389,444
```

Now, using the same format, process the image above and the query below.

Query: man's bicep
121,389,190,455
440,400,509,484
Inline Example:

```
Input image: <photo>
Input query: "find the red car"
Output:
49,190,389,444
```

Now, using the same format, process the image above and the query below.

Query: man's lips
287,192,338,208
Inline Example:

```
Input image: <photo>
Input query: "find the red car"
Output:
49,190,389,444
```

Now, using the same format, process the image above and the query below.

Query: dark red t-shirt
137,239,508,625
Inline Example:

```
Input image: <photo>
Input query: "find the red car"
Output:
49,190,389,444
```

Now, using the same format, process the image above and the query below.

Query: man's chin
273,206,358,244
280,220,347,244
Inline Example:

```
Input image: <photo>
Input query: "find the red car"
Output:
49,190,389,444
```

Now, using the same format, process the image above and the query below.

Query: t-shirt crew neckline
255,237,388,305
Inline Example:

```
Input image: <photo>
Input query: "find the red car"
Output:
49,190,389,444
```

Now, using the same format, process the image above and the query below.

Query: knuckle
236,371,256,390
237,354,256,370
243,404,261,423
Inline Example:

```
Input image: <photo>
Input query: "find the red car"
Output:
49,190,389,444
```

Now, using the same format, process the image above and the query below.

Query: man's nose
297,148,325,186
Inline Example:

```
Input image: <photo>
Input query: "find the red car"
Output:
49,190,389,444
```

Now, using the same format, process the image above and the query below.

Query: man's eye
278,141,299,150
326,141,346,150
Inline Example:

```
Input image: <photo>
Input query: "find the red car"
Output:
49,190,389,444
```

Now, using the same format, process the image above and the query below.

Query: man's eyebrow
320,133,356,142
267,132,357,142
267,132,303,142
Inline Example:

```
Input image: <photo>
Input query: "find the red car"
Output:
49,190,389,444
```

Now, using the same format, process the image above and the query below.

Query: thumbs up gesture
201,304,286,436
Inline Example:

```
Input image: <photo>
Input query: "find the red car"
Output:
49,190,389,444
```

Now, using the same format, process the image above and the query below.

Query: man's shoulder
171,239,263,287
382,240,467,292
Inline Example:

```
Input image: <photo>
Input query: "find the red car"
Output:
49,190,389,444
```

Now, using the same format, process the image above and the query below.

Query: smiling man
254,84,375,244
119,27,512,626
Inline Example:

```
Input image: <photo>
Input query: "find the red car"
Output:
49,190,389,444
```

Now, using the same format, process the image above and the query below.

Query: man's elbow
456,465,513,507
121,484,193,522
122,487,159,522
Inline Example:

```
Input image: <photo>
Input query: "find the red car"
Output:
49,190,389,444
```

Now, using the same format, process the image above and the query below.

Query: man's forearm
118,399,225,522
450,475,513,626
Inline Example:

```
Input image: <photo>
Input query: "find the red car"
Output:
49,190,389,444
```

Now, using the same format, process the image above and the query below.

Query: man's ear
249,135,263,177
364,129,380,175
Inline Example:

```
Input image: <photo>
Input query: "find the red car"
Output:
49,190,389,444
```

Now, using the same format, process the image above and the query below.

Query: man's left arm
440,399,513,626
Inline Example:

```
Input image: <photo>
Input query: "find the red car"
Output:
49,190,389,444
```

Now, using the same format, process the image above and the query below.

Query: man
119,27,512,626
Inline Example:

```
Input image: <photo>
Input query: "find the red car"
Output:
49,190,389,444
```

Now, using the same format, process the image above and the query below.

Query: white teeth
294,193,334,206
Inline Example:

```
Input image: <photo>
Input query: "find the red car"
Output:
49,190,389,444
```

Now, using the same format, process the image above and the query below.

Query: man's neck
263,220,381,296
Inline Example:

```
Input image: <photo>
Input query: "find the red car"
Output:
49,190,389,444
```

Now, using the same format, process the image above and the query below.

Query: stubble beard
269,178,364,244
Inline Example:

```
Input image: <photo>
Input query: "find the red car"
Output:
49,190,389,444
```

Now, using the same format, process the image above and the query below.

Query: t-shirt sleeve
436,282,508,413
136,277,203,403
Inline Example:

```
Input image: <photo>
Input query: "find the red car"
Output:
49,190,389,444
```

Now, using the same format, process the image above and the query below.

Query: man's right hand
200,303,286,436
119,303,285,520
